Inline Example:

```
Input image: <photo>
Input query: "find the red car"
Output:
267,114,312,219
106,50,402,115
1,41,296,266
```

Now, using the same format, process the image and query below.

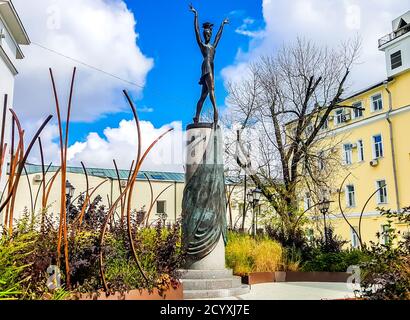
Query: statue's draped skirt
182,127,227,263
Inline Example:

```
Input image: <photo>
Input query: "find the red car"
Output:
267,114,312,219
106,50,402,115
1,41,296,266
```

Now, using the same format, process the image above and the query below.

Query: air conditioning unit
342,113,352,122
332,188,344,194
370,159,379,167
33,174,42,183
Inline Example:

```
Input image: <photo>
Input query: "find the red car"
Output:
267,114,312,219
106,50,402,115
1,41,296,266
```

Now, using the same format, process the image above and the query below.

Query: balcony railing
379,23,410,48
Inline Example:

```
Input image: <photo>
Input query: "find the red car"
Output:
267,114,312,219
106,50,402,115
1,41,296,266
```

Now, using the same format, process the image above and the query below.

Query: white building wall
10,171,256,231
11,171,186,226
383,34,410,78
0,38,15,196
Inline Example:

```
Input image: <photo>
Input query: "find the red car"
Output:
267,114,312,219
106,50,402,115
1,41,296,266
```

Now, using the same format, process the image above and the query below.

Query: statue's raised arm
189,4,202,47
213,18,229,48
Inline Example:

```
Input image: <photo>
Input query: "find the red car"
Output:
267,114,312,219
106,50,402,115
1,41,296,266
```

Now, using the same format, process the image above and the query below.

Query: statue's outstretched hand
189,4,197,15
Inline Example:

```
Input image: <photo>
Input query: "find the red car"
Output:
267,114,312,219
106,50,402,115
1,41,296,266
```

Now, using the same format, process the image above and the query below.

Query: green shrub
359,208,410,300
302,249,369,272
0,233,33,300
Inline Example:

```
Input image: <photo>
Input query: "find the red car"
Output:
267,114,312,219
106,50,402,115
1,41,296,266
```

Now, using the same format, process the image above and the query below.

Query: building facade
0,0,30,187
13,164,255,229
303,11,410,247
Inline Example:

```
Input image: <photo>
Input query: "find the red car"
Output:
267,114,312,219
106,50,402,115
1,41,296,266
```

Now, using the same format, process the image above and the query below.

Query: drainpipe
384,81,400,212
174,181,177,222
110,178,113,207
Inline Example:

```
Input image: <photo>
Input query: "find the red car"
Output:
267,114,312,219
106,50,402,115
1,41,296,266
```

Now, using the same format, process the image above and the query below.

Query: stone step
184,285,250,300
178,269,233,280
181,276,242,290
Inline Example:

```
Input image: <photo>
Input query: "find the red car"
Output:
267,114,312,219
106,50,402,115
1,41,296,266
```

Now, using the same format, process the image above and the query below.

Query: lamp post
65,180,75,198
318,198,331,243
246,190,254,235
253,188,262,235
156,212,168,227
65,180,75,222
247,188,262,236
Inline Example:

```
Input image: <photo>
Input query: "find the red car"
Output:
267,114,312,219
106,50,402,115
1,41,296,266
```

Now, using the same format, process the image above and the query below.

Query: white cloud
235,17,265,38
224,0,410,92
27,118,185,172
138,106,154,113
13,0,153,123
66,120,185,172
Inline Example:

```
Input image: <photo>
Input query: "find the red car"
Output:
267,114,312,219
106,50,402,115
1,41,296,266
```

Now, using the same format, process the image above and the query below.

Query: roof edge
0,1,30,45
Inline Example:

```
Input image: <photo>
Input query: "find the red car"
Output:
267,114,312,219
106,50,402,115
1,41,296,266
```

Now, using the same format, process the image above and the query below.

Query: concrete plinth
189,235,225,270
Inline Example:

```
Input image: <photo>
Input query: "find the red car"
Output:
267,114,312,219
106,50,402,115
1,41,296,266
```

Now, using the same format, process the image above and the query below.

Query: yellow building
304,11,410,247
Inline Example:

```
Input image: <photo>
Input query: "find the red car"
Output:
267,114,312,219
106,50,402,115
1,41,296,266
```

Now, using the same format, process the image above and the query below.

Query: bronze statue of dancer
189,4,229,125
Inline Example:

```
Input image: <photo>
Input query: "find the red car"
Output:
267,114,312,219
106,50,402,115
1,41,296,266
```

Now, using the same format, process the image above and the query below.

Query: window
358,140,365,162
346,185,356,207
318,151,325,171
156,200,166,214
335,109,344,125
343,144,353,165
391,50,402,70
372,134,384,159
371,94,383,112
382,225,391,245
351,226,359,248
376,180,387,204
353,101,363,119
304,193,312,211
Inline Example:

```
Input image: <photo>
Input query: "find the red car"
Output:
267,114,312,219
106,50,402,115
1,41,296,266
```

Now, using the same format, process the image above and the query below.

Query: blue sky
69,0,265,144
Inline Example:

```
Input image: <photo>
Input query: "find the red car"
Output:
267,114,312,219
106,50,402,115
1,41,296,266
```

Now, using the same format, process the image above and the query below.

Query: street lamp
65,180,75,198
318,199,331,242
252,188,262,235
247,188,262,236
252,188,262,202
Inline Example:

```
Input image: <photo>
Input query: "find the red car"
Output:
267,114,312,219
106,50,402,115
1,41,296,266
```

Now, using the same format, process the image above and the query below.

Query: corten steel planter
284,271,352,283
241,271,352,284
242,272,276,285
77,285,183,300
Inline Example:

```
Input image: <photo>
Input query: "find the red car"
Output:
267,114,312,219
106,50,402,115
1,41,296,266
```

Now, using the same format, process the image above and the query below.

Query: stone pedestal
182,123,225,268
180,123,250,299
189,235,225,270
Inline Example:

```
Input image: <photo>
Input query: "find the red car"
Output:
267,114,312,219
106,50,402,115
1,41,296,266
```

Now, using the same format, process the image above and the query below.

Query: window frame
381,224,391,245
376,180,388,204
343,143,353,165
391,50,402,70
304,192,312,211
371,93,383,112
372,134,384,159
351,226,359,248
335,109,344,125
357,139,365,162
352,101,364,119
156,200,167,214
346,184,356,208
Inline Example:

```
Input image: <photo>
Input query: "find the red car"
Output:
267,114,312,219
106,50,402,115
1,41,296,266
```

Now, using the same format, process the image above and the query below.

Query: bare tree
225,38,361,237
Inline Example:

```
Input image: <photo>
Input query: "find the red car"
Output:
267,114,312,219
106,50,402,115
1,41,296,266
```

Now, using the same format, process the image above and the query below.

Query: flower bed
76,285,183,300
